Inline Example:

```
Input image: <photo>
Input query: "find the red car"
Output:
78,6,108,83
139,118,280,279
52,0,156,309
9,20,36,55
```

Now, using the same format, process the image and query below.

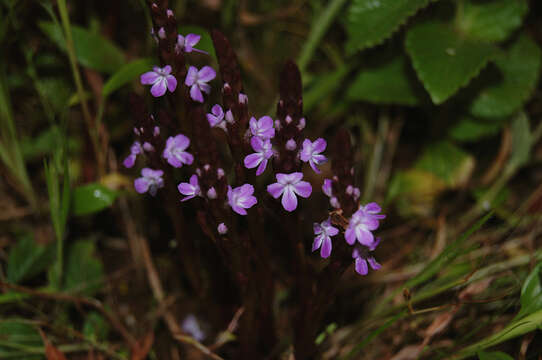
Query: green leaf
7,234,55,284
345,0,435,54
102,58,155,98
405,21,497,104
469,35,542,118
178,25,216,60
478,351,514,360
63,240,104,296
449,116,504,142
305,65,351,112
0,320,42,360
21,126,79,160
347,53,423,106
515,263,542,320
83,312,109,341
415,141,474,187
456,0,528,42
72,183,118,216
38,21,125,74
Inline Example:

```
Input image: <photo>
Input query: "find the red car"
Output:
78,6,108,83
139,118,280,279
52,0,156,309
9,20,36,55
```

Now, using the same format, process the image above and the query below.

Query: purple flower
352,238,381,276
163,134,194,168
244,137,273,176
185,66,216,103
177,175,201,201
207,104,227,131
239,93,248,104
175,34,207,54
181,315,206,342
123,141,143,168
249,116,275,139
140,65,177,97
345,202,385,247
134,168,164,196
300,138,327,173
267,172,312,212
312,218,339,258
227,184,257,215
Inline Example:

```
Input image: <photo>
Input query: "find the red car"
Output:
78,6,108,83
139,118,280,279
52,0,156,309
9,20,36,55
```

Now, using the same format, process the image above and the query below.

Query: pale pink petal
190,85,204,102
150,78,167,97
355,258,368,275
185,66,198,86
293,181,312,198
197,66,216,82
166,75,177,92
140,71,160,85
321,237,332,258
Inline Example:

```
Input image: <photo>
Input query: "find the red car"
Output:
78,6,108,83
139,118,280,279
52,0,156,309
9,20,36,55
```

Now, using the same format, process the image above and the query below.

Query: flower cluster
124,4,385,279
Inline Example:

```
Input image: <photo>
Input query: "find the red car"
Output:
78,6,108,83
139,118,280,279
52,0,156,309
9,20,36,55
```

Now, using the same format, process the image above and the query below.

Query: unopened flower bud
203,164,211,171
217,223,228,235
353,187,361,200
143,142,155,152
225,110,234,124
217,168,225,179
285,139,296,151
207,187,217,199
346,185,354,195
153,126,160,137
238,93,248,104
274,119,281,130
297,117,306,130
158,27,166,39
285,115,292,124
166,9,174,17
330,196,340,209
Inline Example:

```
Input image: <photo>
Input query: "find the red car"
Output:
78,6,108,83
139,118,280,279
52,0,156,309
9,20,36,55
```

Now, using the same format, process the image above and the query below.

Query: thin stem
363,111,389,202
56,0,104,176
297,0,349,73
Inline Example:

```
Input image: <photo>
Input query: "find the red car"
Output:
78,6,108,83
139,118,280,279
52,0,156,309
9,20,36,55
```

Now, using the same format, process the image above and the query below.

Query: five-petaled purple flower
300,138,327,173
185,66,216,103
227,184,257,215
134,168,164,196
244,137,273,176
267,172,312,212
140,65,177,97
345,202,385,247
352,238,381,275
175,34,207,54
163,134,194,168
207,104,227,131
177,175,201,202
312,218,339,258
249,116,275,139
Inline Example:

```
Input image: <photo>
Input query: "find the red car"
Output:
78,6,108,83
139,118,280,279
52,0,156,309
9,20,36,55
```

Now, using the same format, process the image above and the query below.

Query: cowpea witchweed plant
123,1,385,358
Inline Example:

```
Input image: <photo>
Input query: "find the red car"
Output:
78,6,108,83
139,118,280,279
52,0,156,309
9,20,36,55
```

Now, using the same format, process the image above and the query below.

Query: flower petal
312,138,327,153
267,182,284,199
255,158,268,176
190,85,204,102
150,78,167,97
185,66,198,86
140,71,160,85
321,236,332,258
281,186,298,212
134,178,150,194
293,181,312,198
197,66,216,82
355,258,369,275
166,75,177,92
244,153,262,169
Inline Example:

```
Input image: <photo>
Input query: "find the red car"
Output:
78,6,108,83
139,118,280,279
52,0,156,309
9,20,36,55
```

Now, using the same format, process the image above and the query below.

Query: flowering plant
124,2,385,358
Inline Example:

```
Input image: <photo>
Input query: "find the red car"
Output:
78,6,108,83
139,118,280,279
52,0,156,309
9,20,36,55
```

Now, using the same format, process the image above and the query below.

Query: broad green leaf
478,351,513,360
415,141,474,187
39,21,125,74
347,53,423,106
63,240,104,296
469,35,542,118
83,312,109,341
0,320,42,360
449,116,504,142
305,65,351,112
7,234,55,284
345,0,434,54
178,25,216,60
515,263,542,320
456,0,528,42
72,183,118,216
405,21,497,104
102,58,155,98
